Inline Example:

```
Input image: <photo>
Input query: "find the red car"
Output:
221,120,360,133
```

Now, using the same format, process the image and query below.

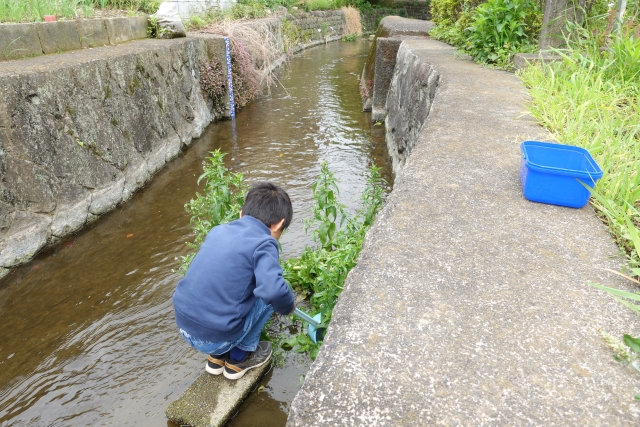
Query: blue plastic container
520,141,603,208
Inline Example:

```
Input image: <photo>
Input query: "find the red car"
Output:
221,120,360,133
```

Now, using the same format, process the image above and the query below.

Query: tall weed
178,150,247,274
282,162,387,357
341,5,362,38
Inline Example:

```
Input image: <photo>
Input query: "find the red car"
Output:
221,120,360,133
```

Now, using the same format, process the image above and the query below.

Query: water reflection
0,39,391,426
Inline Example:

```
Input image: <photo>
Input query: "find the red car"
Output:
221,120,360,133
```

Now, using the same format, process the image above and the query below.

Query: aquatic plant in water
282,162,387,358
178,150,247,274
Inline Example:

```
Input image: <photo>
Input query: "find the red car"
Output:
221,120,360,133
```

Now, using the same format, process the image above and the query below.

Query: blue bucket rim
521,141,603,180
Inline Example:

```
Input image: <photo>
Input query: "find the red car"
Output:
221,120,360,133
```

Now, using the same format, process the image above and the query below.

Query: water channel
0,39,392,426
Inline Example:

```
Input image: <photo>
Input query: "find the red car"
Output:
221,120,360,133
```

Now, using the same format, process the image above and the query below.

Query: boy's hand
289,302,296,315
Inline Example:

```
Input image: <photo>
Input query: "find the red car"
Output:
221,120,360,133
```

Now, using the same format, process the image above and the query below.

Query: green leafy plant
599,329,640,400
147,15,158,38
342,32,358,41
429,0,484,46
463,0,541,66
188,14,207,30
301,0,337,11
90,0,160,13
282,162,387,358
178,150,248,274
230,0,269,19
176,156,387,359
307,162,347,250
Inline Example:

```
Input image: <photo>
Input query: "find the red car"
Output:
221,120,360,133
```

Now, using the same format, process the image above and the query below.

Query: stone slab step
165,362,271,427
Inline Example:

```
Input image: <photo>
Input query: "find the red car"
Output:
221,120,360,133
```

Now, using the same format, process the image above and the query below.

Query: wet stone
165,362,271,427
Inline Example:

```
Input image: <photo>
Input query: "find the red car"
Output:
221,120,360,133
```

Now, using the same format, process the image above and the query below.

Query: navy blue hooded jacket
172,215,295,342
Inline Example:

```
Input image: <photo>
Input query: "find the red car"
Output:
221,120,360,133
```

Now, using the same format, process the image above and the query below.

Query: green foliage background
430,0,542,65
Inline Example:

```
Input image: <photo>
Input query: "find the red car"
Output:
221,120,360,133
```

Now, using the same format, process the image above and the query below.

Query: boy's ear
269,218,285,232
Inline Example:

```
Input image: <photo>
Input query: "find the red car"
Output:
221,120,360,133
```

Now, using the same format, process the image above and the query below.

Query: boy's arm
253,240,295,315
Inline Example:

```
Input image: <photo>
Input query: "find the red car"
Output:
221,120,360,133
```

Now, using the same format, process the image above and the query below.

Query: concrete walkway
288,38,640,425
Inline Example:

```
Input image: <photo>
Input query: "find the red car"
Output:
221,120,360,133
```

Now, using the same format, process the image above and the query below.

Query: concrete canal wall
288,21,640,427
0,10,346,279
0,16,149,62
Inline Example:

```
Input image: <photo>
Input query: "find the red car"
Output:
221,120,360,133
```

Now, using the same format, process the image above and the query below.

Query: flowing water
0,39,391,426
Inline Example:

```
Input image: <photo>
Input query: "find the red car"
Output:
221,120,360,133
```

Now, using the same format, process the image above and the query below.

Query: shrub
282,18,303,52
301,0,337,11
430,0,485,27
230,0,269,19
188,15,207,30
199,37,259,114
463,0,541,65
429,9,475,46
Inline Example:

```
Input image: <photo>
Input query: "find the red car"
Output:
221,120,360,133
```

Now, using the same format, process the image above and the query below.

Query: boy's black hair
242,182,293,230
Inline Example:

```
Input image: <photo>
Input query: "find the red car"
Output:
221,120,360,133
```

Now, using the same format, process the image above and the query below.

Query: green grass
0,0,90,22
519,21,640,276
0,0,158,23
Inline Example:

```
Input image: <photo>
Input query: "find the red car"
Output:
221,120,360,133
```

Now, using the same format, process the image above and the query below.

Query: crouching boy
172,182,295,380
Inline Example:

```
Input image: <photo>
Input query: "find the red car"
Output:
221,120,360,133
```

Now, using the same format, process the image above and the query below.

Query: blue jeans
179,298,274,355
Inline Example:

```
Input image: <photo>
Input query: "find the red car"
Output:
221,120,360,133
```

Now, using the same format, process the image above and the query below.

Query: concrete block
36,21,81,54
130,16,149,40
0,23,43,61
153,3,186,39
378,15,435,37
513,52,563,71
371,37,402,122
105,17,136,44
165,362,271,427
76,19,110,48
88,176,125,216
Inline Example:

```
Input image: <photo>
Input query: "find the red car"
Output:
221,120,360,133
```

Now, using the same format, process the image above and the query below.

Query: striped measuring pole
224,37,236,119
